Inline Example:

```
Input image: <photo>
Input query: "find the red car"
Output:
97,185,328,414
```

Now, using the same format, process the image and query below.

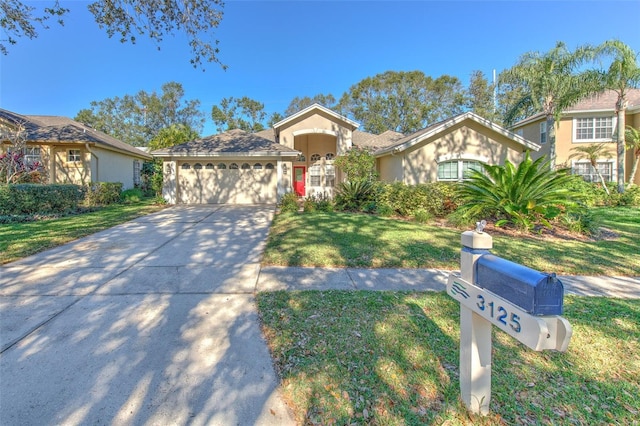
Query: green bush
84,182,123,206
121,188,144,203
620,185,640,206
0,183,85,215
279,192,299,213
413,209,432,223
335,180,376,212
302,197,316,213
303,193,334,213
559,210,601,236
376,182,461,218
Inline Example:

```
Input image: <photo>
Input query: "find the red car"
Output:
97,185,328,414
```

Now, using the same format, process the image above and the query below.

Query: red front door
294,166,305,196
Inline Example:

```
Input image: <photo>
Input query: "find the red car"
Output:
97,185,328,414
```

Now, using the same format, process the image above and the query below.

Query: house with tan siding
510,89,640,186
0,109,151,189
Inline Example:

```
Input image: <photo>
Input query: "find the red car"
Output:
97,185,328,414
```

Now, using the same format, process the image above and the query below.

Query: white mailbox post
448,224,572,415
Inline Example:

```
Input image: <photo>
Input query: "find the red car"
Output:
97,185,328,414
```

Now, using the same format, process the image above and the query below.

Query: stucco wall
52,146,91,185
91,147,142,189
377,155,403,182
386,122,526,185
277,112,353,155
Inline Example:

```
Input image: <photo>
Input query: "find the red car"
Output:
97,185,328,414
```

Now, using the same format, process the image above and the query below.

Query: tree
569,143,613,195
0,0,225,69
467,70,498,122
625,126,640,186
0,120,45,183
284,94,336,116
338,71,466,134
501,42,598,169
211,96,267,133
592,40,640,193
148,124,199,151
75,81,204,146
334,147,378,182
458,153,578,231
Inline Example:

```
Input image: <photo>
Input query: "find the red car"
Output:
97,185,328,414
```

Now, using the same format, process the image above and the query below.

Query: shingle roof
0,109,151,159
152,129,300,157
352,130,405,151
566,88,640,112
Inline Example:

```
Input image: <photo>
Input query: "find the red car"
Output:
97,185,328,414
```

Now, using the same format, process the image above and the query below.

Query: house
153,104,539,204
0,109,152,189
510,89,640,186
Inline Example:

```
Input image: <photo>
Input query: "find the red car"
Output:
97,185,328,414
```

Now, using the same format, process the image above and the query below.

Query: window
68,149,81,162
310,153,321,162
265,163,275,169
181,163,191,169
438,160,483,181
574,117,614,141
229,163,239,169
325,152,335,160
296,154,306,162
573,161,613,183
241,163,251,169
193,163,203,170
23,147,41,165
253,163,262,169
309,165,321,186
540,122,547,144
325,165,335,187
217,163,227,169
205,163,214,169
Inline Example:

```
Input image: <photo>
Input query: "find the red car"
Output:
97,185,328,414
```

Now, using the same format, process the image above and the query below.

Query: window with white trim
133,160,141,186
325,152,335,160
540,122,547,144
205,163,214,169
325,165,335,187
217,163,227,169
253,163,262,169
194,163,202,170
574,117,614,142
68,149,81,162
265,163,275,169
309,165,321,186
438,160,483,181
573,161,613,183
181,163,191,169
310,153,321,162
229,163,239,169
241,163,251,170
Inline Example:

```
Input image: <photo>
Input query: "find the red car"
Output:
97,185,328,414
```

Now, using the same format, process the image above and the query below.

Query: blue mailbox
476,254,564,316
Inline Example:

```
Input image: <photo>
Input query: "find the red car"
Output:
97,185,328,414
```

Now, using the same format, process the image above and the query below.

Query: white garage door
177,161,277,204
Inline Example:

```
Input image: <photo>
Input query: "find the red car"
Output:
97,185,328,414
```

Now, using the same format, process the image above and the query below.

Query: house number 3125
476,295,522,333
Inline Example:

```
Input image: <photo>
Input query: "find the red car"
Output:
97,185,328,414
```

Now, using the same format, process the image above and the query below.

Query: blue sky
1,1,639,136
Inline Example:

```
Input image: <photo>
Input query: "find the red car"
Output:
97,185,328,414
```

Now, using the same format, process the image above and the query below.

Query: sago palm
569,143,614,195
458,153,578,230
626,125,640,186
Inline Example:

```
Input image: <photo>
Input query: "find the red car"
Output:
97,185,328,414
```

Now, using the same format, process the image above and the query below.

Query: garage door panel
178,168,276,204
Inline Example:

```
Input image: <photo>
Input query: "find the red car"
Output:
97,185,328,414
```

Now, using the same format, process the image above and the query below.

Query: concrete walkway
1,205,638,426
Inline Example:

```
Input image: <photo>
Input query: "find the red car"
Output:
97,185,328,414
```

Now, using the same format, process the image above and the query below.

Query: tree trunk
597,170,611,196
547,115,556,170
628,155,639,187
616,104,626,193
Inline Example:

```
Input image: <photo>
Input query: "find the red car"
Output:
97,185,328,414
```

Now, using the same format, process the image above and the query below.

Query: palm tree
569,143,614,195
502,42,599,170
625,125,640,187
594,40,640,193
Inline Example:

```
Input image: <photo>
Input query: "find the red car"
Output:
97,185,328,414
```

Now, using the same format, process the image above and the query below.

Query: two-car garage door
177,161,277,204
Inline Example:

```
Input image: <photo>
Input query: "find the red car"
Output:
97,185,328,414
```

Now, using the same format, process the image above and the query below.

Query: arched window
310,153,321,162
181,163,191,170
205,163,214,169
253,163,263,169
325,152,335,160
241,163,251,169
217,163,227,169
229,163,239,169
265,163,275,169
194,163,203,170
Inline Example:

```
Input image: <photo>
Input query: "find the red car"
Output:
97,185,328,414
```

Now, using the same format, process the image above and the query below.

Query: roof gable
272,103,359,131
376,112,540,156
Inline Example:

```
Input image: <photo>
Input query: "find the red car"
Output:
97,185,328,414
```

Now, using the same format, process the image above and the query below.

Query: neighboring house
153,104,539,204
0,109,151,189
511,89,640,186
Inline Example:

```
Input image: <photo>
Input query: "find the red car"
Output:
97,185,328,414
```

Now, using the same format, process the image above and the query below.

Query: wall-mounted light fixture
282,164,288,175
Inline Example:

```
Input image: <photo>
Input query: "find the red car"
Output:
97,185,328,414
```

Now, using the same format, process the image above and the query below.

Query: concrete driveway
0,205,295,426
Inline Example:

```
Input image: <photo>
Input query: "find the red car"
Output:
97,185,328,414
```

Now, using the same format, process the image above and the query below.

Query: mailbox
476,254,564,316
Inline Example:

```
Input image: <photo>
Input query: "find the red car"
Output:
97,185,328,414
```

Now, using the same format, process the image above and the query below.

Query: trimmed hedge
0,184,85,215
376,181,462,218
84,182,123,206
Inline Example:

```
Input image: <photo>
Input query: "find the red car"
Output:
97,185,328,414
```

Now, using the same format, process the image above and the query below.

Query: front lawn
0,200,165,264
257,291,640,425
263,207,640,276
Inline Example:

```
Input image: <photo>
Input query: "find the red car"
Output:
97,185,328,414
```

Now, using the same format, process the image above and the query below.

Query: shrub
376,181,461,218
620,185,640,206
334,147,378,182
279,192,299,213
559,210,601,236
302,197,316,213
84,182,123,206
334,180,376,212
0,183,85,215
457,153,579,231
304,193,334,213
413,209,432,223
121,188,144,203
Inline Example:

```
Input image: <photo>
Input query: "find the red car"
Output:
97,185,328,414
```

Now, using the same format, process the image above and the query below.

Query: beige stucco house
153,104,539,204
0,109,151,189
511,89,640,186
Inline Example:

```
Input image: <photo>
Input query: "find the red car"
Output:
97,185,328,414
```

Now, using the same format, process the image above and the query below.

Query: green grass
257,291,640,425
263,207,640,276
0,200,166,264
